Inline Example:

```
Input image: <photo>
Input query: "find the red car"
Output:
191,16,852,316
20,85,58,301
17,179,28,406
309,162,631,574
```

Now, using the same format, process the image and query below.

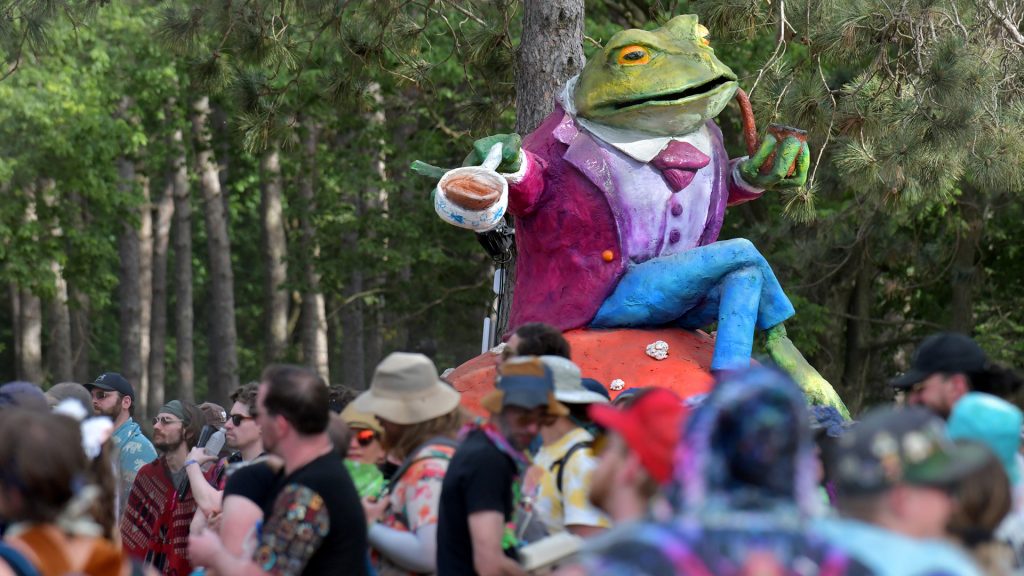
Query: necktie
650,140,711,192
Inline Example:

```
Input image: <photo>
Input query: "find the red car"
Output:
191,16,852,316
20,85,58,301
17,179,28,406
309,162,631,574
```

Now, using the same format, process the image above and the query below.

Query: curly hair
230,382,260,415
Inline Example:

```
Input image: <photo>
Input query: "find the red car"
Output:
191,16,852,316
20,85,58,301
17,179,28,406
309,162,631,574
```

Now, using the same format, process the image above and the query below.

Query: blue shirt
112,417,157,517
814,517,982,576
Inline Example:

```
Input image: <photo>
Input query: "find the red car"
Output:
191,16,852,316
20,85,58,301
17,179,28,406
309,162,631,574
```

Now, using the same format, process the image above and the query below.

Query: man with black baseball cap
815,405,989,575
86,372,157,518
890,332,990,418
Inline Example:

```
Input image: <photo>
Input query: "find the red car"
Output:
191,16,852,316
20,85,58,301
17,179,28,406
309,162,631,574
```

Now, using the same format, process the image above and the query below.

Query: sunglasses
355,428,379,448
228,413,254,426
92,390,120,401
152,416,182,426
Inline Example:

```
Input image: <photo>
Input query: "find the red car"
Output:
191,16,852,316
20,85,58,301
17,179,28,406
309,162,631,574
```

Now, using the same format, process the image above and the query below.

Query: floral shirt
112,417,157,518
527,427,611,533
374,441,457,575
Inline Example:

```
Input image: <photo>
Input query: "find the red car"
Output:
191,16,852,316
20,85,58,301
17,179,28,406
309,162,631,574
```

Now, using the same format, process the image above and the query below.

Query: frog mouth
611,76,736,110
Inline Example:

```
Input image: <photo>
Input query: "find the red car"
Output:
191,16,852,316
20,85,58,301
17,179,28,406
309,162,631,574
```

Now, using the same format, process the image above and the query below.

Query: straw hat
352,352,461,425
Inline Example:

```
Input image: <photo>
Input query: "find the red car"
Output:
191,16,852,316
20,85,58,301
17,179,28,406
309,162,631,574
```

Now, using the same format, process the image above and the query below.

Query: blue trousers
591,238,795,371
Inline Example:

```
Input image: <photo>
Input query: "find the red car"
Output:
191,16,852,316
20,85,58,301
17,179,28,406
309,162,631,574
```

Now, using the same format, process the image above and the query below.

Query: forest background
1,0,1022,417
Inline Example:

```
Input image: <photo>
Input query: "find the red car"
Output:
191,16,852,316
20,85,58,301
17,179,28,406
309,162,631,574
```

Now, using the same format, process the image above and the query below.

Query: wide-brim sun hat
353,352,461,425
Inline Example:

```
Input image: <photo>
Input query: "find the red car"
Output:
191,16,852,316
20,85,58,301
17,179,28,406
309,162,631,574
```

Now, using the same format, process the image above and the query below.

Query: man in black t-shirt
189,364,367,576
437,356,569,576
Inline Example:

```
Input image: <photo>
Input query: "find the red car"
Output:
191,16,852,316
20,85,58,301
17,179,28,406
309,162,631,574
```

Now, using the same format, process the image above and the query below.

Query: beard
96,399,122,420
153,430,184,453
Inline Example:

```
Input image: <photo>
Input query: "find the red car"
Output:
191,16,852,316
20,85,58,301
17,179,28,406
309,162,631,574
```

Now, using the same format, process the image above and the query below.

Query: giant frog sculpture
422,15,846,414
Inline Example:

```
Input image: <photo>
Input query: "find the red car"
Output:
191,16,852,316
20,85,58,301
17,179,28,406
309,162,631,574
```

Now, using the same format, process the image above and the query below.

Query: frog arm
502,150,549,217
727,156,765,206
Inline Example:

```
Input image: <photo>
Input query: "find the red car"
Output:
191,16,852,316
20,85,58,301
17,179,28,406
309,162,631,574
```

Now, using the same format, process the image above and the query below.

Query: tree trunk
48,261,73,383
137,175,153,415
212,104,232,220
515,0,585,134
191,95,238,404
840,239,874,412
40,179,72,383
340,270,366,389
950,184,984,333
364,83,388,372
117,154,144,399
149,115,176,411
298,120,329,381
171,101,195,403
261,144,289,363
70,287,91,384
18,288,43,384
68,192,91,383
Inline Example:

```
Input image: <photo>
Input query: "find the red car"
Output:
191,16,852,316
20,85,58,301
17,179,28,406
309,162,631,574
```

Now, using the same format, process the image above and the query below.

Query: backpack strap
0,543,39,576
387,436,460,489
551,441,593,495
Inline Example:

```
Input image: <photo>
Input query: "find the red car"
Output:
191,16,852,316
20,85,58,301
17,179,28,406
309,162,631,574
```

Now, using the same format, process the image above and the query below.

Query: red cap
588,388,686,484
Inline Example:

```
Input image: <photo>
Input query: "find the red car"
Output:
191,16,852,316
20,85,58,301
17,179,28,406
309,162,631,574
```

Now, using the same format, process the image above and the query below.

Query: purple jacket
505,105,762,335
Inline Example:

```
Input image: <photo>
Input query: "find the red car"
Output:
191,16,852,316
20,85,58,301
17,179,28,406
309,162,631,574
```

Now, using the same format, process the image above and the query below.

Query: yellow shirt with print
531,427,612,533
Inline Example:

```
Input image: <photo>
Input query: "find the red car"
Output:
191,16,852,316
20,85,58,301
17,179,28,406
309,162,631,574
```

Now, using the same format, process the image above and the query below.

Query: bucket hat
353,352,461,425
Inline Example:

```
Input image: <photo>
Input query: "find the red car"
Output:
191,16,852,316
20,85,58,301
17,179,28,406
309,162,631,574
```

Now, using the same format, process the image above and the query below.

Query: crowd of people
0,324,1023,576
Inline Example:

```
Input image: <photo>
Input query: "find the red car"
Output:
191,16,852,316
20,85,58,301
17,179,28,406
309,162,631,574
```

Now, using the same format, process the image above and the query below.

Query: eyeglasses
152,416,182,426
355,428,379,448
228,413,253,426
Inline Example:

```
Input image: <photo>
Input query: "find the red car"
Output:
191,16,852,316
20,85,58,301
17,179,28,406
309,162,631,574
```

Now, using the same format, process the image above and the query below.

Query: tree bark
149,113,176,411
340,270,366,389
260,144,289,363
137,174,153,415
70,287,91,384
18,287,43,384
48,262,73,383
840,239,874,412
117,154,144,399
364,83,388,372
191,95,238,404
171,101,195,403
68,192,91,383
950,184,984,333
515,0,585,134
297,120,329,381
40,179,72,383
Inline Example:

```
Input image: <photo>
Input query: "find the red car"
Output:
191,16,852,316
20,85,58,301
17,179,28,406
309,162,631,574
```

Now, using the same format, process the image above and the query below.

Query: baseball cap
86,372,135,401
588,388,685,484
481,356,568,416
832,405,991,495
890,333,988,390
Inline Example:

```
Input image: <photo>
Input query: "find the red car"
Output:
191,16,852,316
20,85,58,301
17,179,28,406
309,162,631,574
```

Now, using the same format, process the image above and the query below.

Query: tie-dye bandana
577,367,876,575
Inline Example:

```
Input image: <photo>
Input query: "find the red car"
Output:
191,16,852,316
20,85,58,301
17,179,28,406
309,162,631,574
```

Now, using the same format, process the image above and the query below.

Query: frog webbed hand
462,133,523,173
737,134,810,191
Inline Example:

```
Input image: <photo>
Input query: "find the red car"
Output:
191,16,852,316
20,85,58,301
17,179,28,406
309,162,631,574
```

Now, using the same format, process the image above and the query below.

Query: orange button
602,250,615,262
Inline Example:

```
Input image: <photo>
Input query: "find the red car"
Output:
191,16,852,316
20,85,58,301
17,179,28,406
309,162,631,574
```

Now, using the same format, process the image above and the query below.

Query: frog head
573,15,738,136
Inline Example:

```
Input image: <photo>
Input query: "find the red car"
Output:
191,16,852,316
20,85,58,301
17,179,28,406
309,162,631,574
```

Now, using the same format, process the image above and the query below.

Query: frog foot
764,324,850,419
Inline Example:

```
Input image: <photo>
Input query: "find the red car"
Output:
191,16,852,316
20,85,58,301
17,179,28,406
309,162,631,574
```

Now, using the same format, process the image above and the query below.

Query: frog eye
616,45,650,66
697,25,711,47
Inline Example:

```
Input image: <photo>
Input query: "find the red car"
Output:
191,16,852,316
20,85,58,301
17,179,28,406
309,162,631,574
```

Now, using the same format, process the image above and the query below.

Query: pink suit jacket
504,105,762,336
